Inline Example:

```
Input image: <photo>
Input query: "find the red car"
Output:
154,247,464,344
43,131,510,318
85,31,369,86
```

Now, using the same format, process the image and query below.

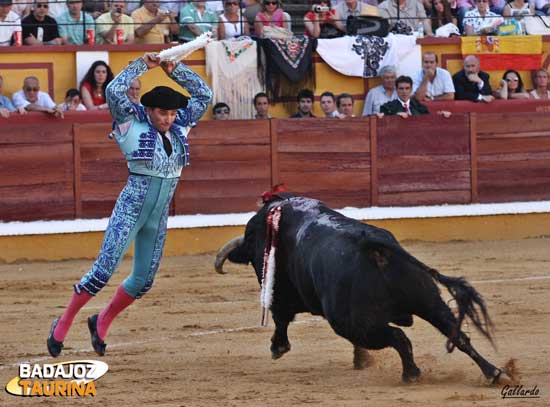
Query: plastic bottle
417,22,424,38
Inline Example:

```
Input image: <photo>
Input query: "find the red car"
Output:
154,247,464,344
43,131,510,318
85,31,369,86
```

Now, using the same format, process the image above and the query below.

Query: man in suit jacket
379,75,429,118
453,55,495,103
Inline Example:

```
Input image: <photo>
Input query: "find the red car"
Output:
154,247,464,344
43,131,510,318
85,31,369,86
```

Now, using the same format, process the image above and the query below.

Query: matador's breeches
76,174,179,299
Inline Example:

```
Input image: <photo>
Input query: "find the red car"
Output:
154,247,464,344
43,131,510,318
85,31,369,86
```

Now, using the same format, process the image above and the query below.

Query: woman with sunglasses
303,0,344,38
494,69,530,100
218,0,250,39
254,0,290,38
80,60,114,110
530,69,550,99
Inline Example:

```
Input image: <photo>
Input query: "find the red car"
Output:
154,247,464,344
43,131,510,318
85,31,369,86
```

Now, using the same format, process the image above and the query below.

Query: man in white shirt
12,76,64,117
412,51,455,101
0,0,21,46
320,91,344,118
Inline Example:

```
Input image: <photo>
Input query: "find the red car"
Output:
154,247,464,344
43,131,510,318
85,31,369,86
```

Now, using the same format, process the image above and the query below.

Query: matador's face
147,107,178,133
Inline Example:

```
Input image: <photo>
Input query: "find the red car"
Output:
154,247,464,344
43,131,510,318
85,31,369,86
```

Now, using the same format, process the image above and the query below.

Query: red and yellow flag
461,35,542,70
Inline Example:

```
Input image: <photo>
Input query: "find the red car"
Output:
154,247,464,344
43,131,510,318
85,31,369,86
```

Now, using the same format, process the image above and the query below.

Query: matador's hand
143,53,161,69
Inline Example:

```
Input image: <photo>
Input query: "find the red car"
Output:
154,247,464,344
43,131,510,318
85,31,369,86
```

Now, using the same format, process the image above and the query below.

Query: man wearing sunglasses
12,76,64,117
22,0,64,45
212,102,231,120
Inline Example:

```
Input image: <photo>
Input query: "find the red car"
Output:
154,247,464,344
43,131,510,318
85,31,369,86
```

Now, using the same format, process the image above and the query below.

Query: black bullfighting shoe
47,318,64,358
87,314,107,356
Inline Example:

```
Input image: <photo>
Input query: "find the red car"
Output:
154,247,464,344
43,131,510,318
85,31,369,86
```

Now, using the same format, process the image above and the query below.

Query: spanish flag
461,35,542,70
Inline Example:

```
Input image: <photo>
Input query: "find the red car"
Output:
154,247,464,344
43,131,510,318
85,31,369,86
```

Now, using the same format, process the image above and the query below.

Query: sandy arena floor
1,238,549,406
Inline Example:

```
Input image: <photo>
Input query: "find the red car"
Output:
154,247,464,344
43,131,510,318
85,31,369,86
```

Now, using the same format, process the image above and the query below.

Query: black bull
215,194,512,384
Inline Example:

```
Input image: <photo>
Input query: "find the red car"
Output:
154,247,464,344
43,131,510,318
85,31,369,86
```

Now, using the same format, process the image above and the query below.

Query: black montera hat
0,0,13,5
141,86,189,110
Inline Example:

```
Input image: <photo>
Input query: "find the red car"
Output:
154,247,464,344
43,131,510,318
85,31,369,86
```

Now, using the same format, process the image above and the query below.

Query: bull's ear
227,245,251,265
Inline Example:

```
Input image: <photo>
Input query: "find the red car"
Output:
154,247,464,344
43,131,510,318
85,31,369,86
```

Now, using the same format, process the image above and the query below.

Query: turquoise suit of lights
76,58,212,299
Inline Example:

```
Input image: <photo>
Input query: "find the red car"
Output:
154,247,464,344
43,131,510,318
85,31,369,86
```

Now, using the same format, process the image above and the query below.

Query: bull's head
214,209,268,284
214,190,292,283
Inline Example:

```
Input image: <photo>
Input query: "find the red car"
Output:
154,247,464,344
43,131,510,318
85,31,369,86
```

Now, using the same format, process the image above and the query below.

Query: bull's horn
214,236,244,274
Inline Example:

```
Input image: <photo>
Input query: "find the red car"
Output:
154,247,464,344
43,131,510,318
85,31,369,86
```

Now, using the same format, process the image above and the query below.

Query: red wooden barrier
476,112,550,203
0,121,75,221
177,120,272,214
376,114,471,206
2,108,550,222
273,118,372,209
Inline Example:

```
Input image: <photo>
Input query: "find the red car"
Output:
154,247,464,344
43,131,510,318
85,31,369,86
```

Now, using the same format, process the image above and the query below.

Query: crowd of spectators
2,0,548,47
1,0,550,120
1,50,549,120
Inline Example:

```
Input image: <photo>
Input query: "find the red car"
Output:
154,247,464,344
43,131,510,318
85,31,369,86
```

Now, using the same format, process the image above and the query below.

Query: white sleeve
12,92,30,109
362,90,374,116
43,93,57,109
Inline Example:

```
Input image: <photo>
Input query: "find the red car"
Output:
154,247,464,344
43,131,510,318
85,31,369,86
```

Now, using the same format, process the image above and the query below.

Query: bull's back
280,207,441,338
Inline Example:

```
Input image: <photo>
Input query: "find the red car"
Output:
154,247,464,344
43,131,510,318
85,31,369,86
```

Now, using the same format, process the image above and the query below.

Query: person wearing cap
378,0,433,36
0,0,22,46
335,0,379,21
47,52,212,358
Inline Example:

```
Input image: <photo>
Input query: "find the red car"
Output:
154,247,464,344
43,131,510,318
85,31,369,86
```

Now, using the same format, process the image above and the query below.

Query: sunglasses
215,109,230,114
36,3,49,8
225,1,238,5
264,1,277,5
25,87,39,92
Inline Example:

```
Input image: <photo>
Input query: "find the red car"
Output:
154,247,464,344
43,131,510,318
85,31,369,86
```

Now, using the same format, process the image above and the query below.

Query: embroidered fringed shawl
316,33,418,77
205,37,262,120
257,36,317,112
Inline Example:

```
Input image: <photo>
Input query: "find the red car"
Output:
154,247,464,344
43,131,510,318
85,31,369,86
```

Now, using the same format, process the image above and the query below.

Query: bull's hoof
402,367,421,383
492,369,515,386
271,343,291,360
353,347,374,370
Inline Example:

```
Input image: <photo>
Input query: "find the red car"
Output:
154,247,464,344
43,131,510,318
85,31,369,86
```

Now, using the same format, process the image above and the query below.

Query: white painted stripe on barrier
2,274,548,371
2,200,550,236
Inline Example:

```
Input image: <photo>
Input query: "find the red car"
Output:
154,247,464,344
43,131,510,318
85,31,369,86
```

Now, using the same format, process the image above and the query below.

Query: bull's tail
428,268,495,352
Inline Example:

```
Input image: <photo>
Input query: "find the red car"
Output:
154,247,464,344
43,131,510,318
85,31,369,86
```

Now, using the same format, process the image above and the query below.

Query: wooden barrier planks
3,111,550,222
377,114,471,206
274,118,372,209
0,123,75,221
477,112,550,202
77,123,127,218
176,120,272,214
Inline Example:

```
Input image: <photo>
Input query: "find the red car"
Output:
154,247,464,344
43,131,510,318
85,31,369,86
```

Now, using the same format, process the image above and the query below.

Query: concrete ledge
2,213,550,263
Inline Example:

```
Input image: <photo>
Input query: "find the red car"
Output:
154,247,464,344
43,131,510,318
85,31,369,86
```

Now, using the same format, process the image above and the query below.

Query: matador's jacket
75,58,212,299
